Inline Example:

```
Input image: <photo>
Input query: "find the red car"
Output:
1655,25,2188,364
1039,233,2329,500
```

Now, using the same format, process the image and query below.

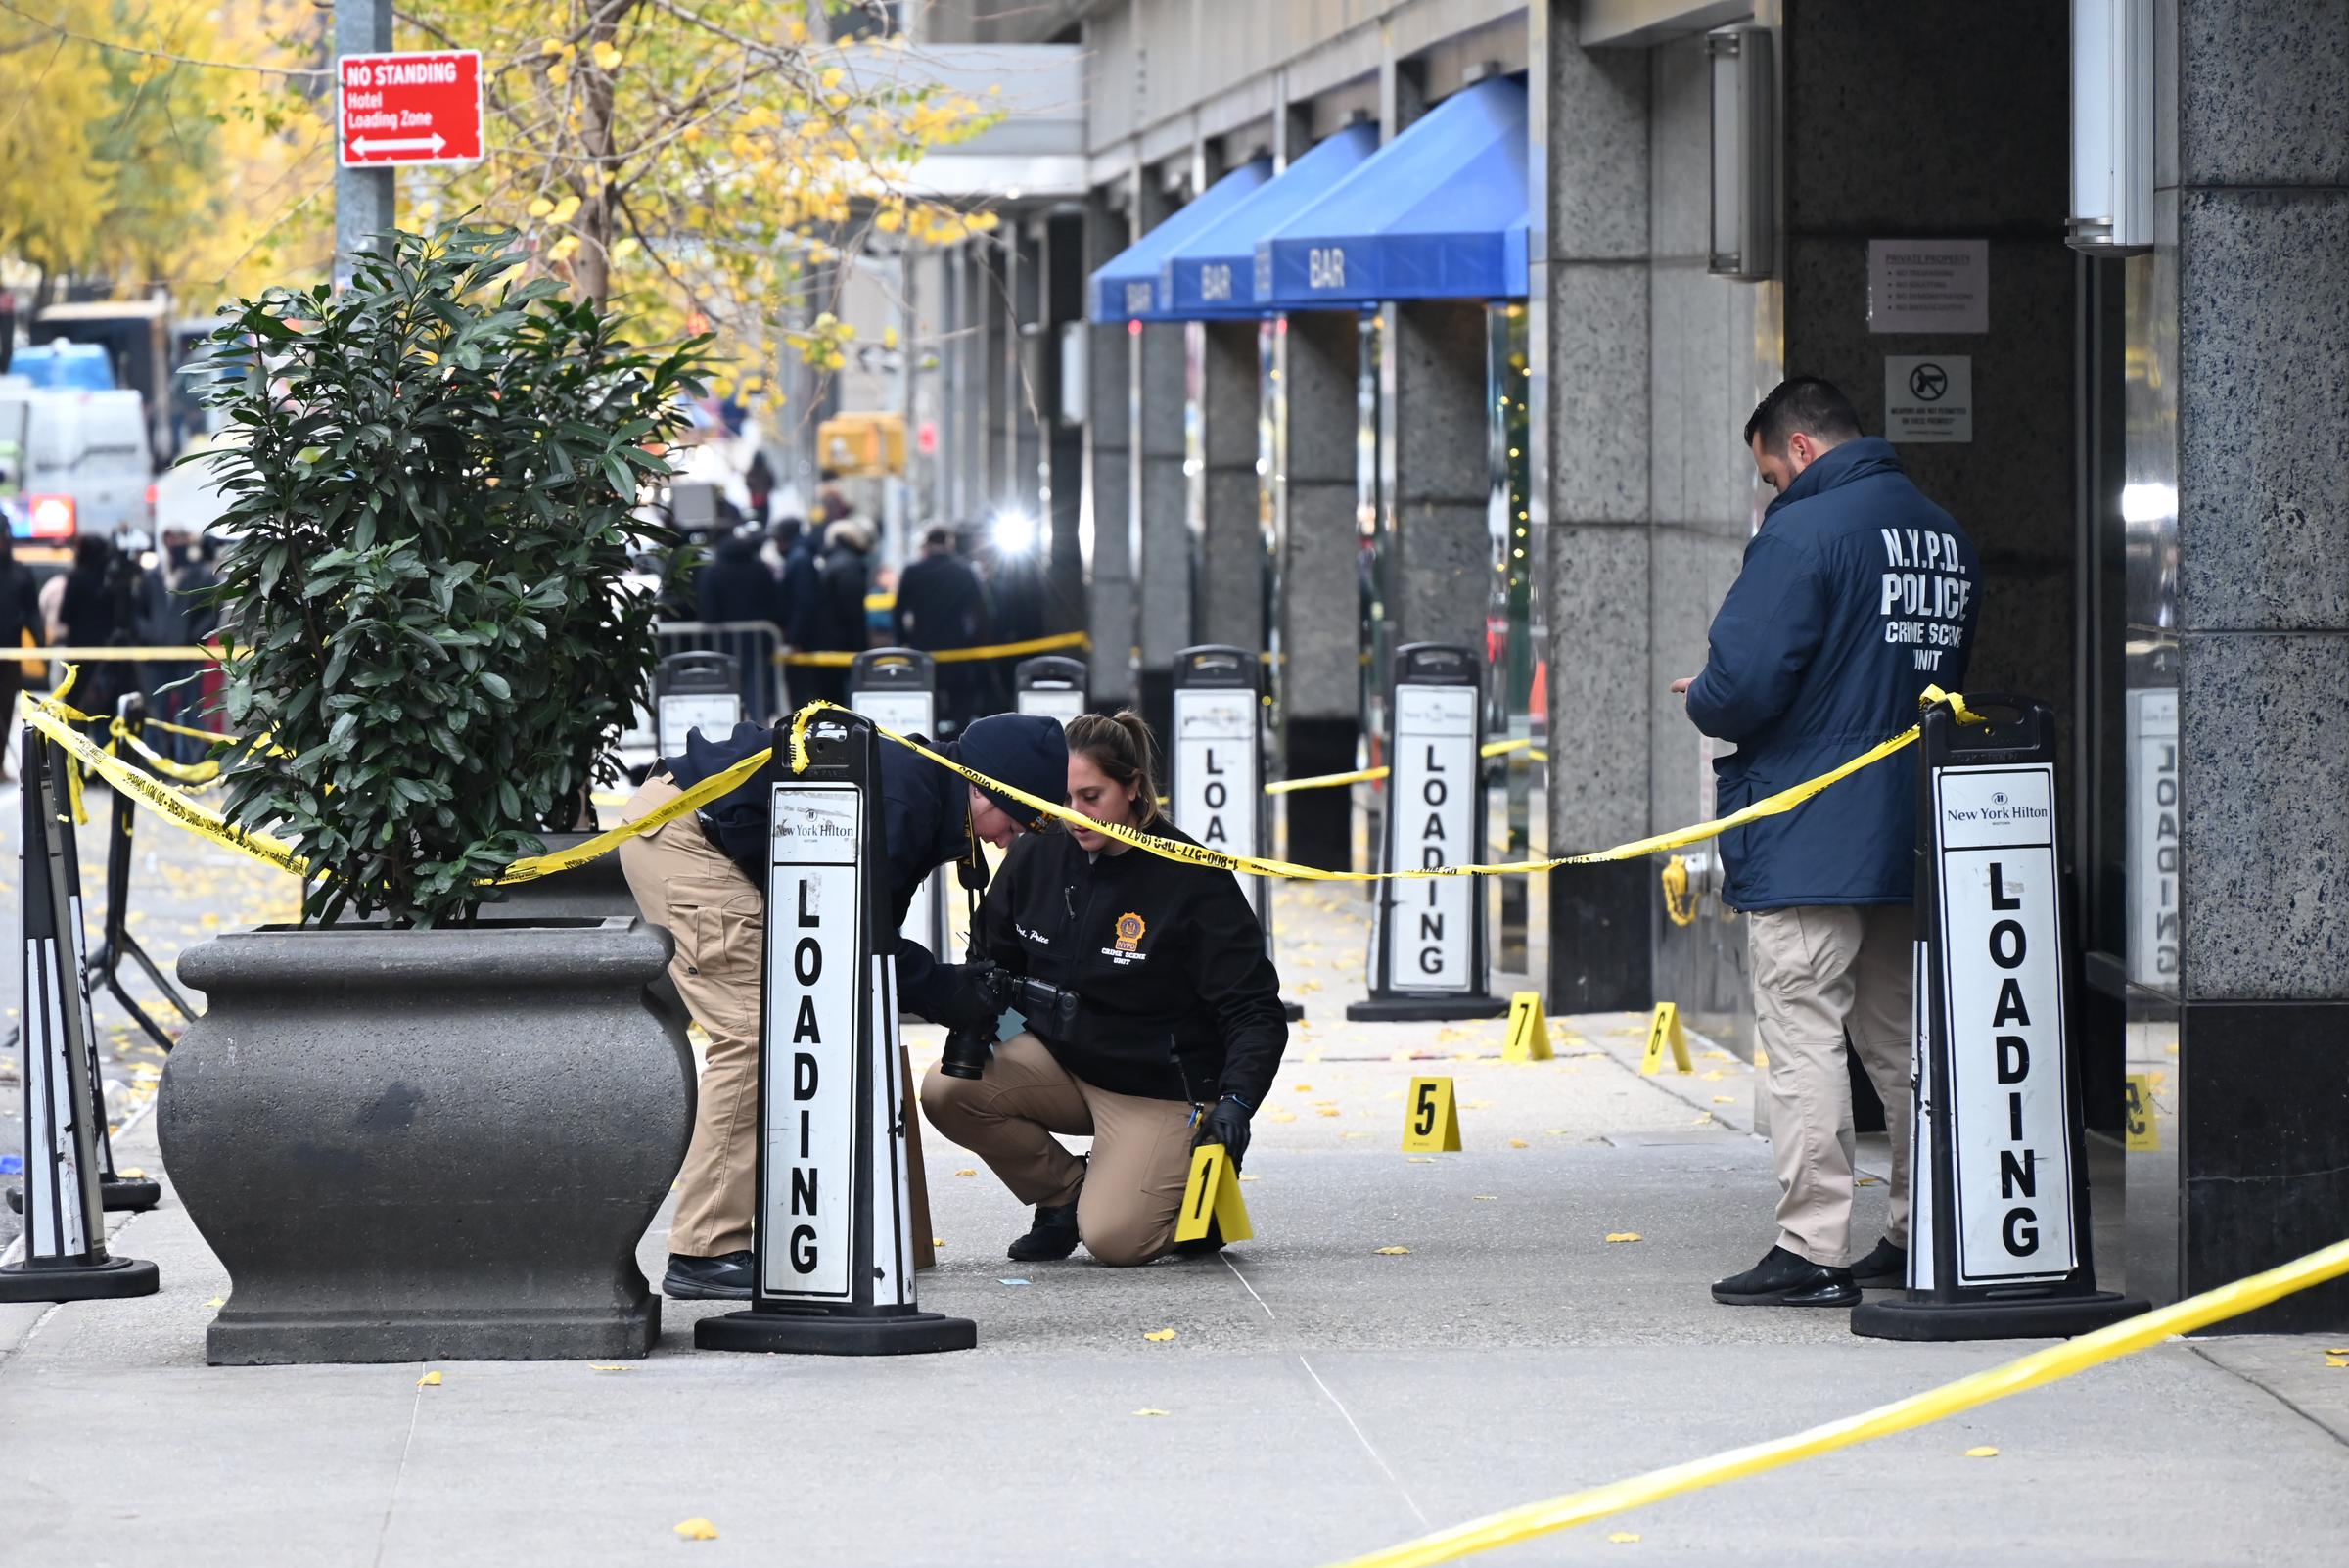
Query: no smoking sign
338,51,484,167
1885,354,1972,444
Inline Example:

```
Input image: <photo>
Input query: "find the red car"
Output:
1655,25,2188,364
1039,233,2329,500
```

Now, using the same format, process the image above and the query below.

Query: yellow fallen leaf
1857,1176,1882,1187
1713,1096,1736,1104
1317,1108,1342,1118
1609,1533,1640,1545
1294,1084,1313,1092
1237,1174,1260,1182
1341,1130,1369,1139
1691,1112,1714,1125
1964,1446,2000,1458
1605,1232,1642,1244
674,1518,719,1541
1463,1099,1492,1109
417,1370,442,1387
589,1364,637,1372
1508,1138,1529,1149
2326,1347,2349,1356
205,1297,224,1308
1143,1328,1177,1342
954,1169,976,1177
932,1237,945,1249
1473,1195,1497,1202
2326,1356,2348,1368
118,1166,147,1177
1374,1246,1411,1256
1700,1069,1727,1081
1268,1109,1297,1124
1132,1407,1171,1417
1406,1156,1435,1164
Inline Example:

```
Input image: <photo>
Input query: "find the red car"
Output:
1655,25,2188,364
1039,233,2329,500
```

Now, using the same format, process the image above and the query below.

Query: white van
0,383,154,538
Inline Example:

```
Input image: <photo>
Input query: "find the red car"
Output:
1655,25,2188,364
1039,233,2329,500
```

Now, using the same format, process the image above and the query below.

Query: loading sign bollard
1013,655,1089,726
1348,644,1505,1022
654,650,744,759
1171,645,1301,1021
0,728,161,1303
849,648,949,976
694,709,975,1355
1851,696,2146,1341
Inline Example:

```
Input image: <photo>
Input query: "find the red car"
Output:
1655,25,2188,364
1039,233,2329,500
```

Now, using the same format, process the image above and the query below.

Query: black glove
1193,1096,1253,1171
932,962,1010,1036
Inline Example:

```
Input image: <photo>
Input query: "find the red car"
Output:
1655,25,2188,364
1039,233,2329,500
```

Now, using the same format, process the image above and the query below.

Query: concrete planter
161,917,693,1365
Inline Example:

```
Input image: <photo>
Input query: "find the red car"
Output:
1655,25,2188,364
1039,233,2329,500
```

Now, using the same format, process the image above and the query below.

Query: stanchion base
1851,1289,2148,1342
0,1254,161,1303
1282,1000,1306,1023
695,1307,977,1357
1345,994,1509,1023
102,1176,162,1213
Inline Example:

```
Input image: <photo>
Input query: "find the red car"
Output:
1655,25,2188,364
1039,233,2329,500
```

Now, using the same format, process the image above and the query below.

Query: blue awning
1153,124,1381,318
1088,159,1272,322
1257,76,1529,307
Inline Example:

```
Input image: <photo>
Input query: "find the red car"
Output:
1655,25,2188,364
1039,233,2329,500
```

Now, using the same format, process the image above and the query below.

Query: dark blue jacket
662,713,1068,1018
664,721,974,1018
1684,438,1981,910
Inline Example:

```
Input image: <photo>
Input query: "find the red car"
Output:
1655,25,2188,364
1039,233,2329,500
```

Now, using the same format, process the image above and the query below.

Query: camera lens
939,1028,990,1081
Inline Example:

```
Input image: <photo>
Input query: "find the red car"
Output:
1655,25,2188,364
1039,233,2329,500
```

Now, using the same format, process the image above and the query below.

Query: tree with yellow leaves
400,0,998,394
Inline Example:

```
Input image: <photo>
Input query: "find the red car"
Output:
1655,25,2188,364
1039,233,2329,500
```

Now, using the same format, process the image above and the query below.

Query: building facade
900,0,2349,1329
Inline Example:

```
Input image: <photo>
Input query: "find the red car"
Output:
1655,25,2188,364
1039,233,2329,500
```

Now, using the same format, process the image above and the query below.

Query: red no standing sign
338,51,484,167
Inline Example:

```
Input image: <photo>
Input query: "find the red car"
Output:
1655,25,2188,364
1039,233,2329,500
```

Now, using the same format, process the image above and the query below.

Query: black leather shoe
1007,1198,1082,1262
1852,1237,1908,1288
664,1250,753,1300
1172,1216,1225,1259
1712,1245,1860,1307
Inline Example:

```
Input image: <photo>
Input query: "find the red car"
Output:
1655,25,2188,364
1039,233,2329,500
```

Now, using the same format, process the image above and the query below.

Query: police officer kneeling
921,713,1287,1266
621,710,1071,1301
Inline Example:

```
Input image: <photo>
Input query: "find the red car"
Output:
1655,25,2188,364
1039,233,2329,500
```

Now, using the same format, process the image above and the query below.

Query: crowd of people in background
0,526,221,780
688,472,1050,736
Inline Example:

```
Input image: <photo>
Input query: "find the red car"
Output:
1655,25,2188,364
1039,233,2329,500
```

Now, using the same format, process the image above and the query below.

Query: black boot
1172,1216,1225,1259
1711,1245,1859,1307
663,1250,753,1300
1007,1198,1081,1262
1852,1237,1908,1288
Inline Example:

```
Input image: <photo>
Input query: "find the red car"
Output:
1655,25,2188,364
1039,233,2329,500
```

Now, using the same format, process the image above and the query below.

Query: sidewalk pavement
4,864,2347,1565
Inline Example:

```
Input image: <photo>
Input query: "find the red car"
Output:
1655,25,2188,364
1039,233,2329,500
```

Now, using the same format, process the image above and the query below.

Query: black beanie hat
954,714,1070,830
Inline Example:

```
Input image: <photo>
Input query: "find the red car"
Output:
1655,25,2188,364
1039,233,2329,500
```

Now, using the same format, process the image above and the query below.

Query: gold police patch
1114,911,1147,953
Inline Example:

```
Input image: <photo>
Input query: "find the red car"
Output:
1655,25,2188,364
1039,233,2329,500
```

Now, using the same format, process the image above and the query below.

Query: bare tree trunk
573,0,638,305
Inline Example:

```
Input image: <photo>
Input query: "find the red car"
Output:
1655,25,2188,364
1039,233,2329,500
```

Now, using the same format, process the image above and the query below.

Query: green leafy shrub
193,222,710,925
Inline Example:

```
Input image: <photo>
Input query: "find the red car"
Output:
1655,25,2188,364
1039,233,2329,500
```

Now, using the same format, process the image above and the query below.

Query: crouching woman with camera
919,713,1287,1266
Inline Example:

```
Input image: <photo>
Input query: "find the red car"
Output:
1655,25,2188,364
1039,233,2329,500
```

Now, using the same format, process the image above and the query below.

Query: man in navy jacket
1675,377,1980,1308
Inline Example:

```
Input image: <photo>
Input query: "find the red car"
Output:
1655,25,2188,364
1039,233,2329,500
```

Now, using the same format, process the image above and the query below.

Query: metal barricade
653,621,785,723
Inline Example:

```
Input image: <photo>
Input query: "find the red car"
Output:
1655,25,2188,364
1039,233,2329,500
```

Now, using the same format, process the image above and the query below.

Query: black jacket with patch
976,821,1286,1107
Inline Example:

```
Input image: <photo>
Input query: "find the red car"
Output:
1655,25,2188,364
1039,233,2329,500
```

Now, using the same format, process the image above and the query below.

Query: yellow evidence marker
1640,1002,1693,1076
1175,1143,1255,1244
1502,991,1553,1062
2122,1073,2159,1152
1402,1076,1463,1152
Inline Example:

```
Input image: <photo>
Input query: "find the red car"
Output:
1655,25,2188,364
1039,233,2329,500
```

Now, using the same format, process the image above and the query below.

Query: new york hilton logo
1114,912,1146,953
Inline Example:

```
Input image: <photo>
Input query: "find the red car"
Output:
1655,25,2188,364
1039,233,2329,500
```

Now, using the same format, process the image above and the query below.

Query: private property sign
338,51,484,167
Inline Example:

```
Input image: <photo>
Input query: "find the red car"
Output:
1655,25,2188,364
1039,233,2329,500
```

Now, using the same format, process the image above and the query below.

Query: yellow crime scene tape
14,679,771,887
20,663,1974,895
1267,736,1545,797
28,645,220,662
1319,1233,2349,1568
789,688,1978,883
779,629,1089,668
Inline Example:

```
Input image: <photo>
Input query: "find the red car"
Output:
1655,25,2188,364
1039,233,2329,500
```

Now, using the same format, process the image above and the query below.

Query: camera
938,965,1016,1081
936,968,1082,1081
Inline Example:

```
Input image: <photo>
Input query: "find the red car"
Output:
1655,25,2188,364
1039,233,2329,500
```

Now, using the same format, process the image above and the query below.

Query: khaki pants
920,1033,1197,1268
620,776,764,1259
1748,903,1913,1268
